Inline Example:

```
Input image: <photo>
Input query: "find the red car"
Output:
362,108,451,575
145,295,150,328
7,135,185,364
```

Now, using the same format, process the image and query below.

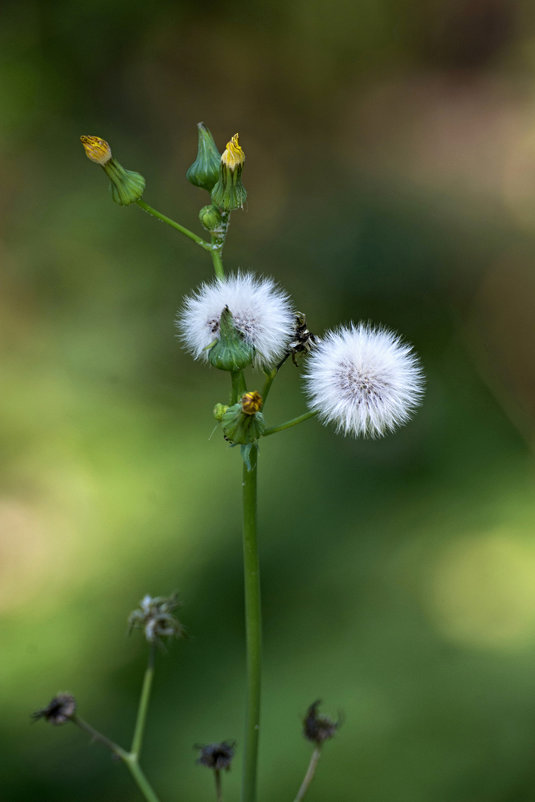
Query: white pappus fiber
304,323,424,438
177,272,295,368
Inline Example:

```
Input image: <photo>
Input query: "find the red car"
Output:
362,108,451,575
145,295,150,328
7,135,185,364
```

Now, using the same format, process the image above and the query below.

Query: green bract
221,404,265,445
208,306,255,371
186,123,221,191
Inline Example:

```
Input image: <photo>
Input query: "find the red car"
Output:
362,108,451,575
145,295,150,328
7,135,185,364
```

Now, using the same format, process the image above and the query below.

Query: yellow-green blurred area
3,0,535,799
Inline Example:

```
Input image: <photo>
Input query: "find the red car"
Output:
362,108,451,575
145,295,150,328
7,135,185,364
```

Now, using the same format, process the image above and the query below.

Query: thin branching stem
131,644,156,759
293,747,322,802
71,715,162,802
263,410,318,437
136,200,212,252
214,769,223,802
71,715,128,759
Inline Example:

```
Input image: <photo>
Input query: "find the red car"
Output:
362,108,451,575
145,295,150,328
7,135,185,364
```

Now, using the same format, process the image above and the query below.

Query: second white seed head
303,323,424,438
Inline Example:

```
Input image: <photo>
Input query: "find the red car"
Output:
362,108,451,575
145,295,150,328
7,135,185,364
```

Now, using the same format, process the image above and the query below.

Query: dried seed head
32,693,76,725
303,700,339,745
196,740,236,771
128,593,183,646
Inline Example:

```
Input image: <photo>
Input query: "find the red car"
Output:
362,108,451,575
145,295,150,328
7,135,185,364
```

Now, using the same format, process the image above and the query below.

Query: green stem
71,715,162,802
211,249,225,279
136,200,212,252
210,210,230,279
241,443,261,802
71,715,128,759
214,769,223,802
293,747,322,802
231,370,247,404
263,410,318,437
124,755,163,802
261,368,277,405
131,644,156,759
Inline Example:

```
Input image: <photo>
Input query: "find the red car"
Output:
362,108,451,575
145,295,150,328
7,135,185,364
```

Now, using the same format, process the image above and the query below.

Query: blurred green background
2,0,535,800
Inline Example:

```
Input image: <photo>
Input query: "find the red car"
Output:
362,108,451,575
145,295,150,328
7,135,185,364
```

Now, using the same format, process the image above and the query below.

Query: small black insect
288,312,318,366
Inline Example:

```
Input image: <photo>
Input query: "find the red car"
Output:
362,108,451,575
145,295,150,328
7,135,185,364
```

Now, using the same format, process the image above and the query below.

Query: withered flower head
32,693,76,725
128,593,183,645
196,740,236,771
303,700,339,745
241,391,263,415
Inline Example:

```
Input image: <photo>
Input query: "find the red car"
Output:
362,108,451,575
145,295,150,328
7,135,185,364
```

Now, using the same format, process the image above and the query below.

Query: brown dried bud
303,700,338,745
32,693,76,725
196,740,236,771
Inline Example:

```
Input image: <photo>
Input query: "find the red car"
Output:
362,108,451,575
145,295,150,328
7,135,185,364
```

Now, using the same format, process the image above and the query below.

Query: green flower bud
221,403,265,445
211,133,247,211
213,403,229,421
80,135,145,206
199,204,223,232
186,122,221,191
208,306,255,372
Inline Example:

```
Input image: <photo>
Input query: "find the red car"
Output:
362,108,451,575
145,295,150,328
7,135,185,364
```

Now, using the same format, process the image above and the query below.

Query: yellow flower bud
211,132,247,211
80,135,112,165
80,134,145,206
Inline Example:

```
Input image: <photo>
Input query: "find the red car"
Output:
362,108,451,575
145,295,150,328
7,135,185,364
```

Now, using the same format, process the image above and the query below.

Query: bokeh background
2,1,535,800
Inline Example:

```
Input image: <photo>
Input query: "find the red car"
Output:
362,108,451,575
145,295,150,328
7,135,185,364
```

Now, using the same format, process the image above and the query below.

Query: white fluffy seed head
177,272,295,369
303,323,424,438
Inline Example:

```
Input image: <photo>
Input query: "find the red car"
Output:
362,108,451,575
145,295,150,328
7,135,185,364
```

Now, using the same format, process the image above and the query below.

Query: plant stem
71,715,162,802
131,644,156,758
231,370,247,404
263,410,318,437
241,443,261,802
71,715,128,759
294,747,322,802
124,755,163,802
214,769,223,802
211,249,225,279
210,210,230,279
261,368,277,405
136,200,212,252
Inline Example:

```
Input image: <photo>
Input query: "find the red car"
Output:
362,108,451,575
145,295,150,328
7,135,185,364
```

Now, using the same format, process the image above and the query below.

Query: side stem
241,443,261,802
131,644,156,758
71,715,162,802
293,747,322,802
263,410,318,437
136,200,212,252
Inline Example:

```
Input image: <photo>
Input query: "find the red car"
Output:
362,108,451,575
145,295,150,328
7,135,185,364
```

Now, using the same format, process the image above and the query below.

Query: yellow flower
221,134,245,171
80,135,112,165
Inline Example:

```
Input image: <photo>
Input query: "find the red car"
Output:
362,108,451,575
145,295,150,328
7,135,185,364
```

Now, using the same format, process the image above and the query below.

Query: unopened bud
199,204,223,232
80,135,146,206
211,133,247,211
186,123,221,191
213,403,229,421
